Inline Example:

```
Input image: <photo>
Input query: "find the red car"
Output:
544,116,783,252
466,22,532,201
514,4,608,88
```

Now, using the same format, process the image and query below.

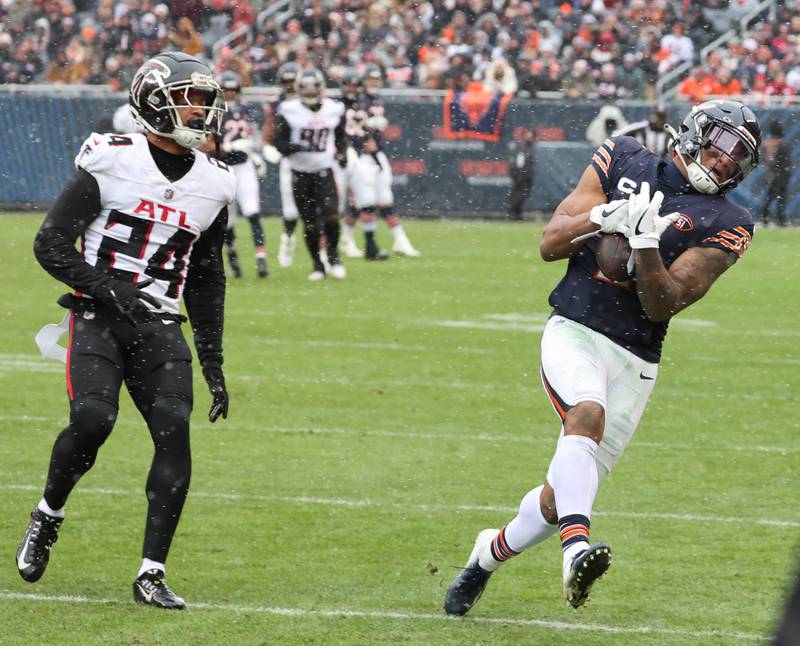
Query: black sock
284,218,298,236
365,230,379,256
248,215,265,248
324,220,341,264
304,223,323,271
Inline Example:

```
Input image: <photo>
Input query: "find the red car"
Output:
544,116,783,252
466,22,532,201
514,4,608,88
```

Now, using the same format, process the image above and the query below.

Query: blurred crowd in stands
1,0,799,104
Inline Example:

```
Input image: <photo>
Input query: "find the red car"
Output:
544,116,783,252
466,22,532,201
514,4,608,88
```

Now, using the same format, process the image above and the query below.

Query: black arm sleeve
184,206,228,370
33,168,111,296
274,114,307,155
334,117,348,156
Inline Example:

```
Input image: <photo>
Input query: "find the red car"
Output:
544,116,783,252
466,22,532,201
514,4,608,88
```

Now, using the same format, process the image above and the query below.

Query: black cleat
563,542,612,608
228,249,242,278
444,528,498,616
256,256,269,278
365,248,390,261
133,569,186,609
17,507,63,583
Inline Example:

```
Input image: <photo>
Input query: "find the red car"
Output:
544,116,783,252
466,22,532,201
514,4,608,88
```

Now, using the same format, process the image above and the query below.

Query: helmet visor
701,124,757,185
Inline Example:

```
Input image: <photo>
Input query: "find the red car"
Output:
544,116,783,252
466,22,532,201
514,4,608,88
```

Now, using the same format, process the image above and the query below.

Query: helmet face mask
130,53,226,149
296,69,324,108
220,71,242,104
364,66,382,95
341,68,362,100
671,100,760,194
278,62,300,96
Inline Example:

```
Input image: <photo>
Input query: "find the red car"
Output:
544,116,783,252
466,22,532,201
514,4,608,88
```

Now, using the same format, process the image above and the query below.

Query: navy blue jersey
218,101,264,166
343,93,385,153
549,136,754,363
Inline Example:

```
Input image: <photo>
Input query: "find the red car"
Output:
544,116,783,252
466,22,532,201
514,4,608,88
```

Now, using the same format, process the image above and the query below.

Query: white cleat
342,237,364,258
278,233,296,268
308,270,325,282
562,542,612,609
392,231,421,257
329,264,347,280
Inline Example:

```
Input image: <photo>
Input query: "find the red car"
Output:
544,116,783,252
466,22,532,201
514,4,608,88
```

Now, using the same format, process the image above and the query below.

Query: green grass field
0,213,798,645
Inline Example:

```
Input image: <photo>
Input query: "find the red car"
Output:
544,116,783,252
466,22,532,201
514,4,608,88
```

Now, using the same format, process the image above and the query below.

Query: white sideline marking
0,591,766,641
254,338,492,355
435,320,546,333
4,415,798,456
4,483,798,528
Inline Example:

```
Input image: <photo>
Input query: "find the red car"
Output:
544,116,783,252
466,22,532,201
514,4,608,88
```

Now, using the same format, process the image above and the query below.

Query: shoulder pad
74,132,134,174
201,153,237,204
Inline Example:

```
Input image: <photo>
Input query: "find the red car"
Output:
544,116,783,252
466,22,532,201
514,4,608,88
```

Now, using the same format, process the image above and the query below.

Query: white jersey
75,132,236,314
278,98,344,173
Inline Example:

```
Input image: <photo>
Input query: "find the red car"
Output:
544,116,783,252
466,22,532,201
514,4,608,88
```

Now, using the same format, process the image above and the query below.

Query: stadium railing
657,0,778,100
0,88,795,222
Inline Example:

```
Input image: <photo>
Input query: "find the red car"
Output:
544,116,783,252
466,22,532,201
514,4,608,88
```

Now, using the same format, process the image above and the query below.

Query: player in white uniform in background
261,63,301,268
112,102,141,134
17,52,234,609
345,65,420,259
274,68,348,281
216,71,269,278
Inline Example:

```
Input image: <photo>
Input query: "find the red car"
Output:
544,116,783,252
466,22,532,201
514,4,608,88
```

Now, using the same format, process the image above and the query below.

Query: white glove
226,138,254,153
346,146,359,170
250,152,267,177
588,198,629,234
365,115,388,131
626,182,680,249
262,144,282,164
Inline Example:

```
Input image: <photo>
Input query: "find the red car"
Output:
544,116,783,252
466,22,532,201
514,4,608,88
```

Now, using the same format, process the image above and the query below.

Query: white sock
38,498,64,519
548,434,599,521
390,224,403,240
503,485,558,552
563,540,589,566
343,223,354,238
138,558,165,578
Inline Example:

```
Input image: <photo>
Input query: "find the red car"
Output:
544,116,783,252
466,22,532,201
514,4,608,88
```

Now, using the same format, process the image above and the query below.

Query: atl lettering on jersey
75,132,236,314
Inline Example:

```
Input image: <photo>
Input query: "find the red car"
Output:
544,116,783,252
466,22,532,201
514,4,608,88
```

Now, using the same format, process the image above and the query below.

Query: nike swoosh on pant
639,372,655,380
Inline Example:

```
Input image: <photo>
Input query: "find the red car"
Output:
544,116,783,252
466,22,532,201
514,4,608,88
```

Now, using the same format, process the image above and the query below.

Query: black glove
203,366,229,423
96,277,160,325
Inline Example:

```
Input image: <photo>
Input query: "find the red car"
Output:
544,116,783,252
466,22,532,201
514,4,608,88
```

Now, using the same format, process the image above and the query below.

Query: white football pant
279,157,299,221
231,158,260,218
351,151,393,209
540,315,658,481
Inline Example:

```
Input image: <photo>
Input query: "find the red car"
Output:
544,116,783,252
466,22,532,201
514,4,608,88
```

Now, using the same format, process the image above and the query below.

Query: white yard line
4,483,798,528
4,416,797,455
253,338,492,355
0,591,767,641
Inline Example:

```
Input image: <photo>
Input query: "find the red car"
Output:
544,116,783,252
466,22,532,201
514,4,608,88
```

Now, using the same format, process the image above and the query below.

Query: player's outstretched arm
540,165,609,261
634,246,735,322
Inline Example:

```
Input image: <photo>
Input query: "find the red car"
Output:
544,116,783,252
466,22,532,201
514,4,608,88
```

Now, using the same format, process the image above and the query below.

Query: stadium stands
0,0,796,104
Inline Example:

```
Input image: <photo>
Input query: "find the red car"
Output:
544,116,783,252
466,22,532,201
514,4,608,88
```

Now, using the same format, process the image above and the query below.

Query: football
595,233,632,282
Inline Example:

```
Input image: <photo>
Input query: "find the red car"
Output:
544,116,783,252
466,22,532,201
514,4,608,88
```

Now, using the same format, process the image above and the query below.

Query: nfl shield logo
164,188,174,200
